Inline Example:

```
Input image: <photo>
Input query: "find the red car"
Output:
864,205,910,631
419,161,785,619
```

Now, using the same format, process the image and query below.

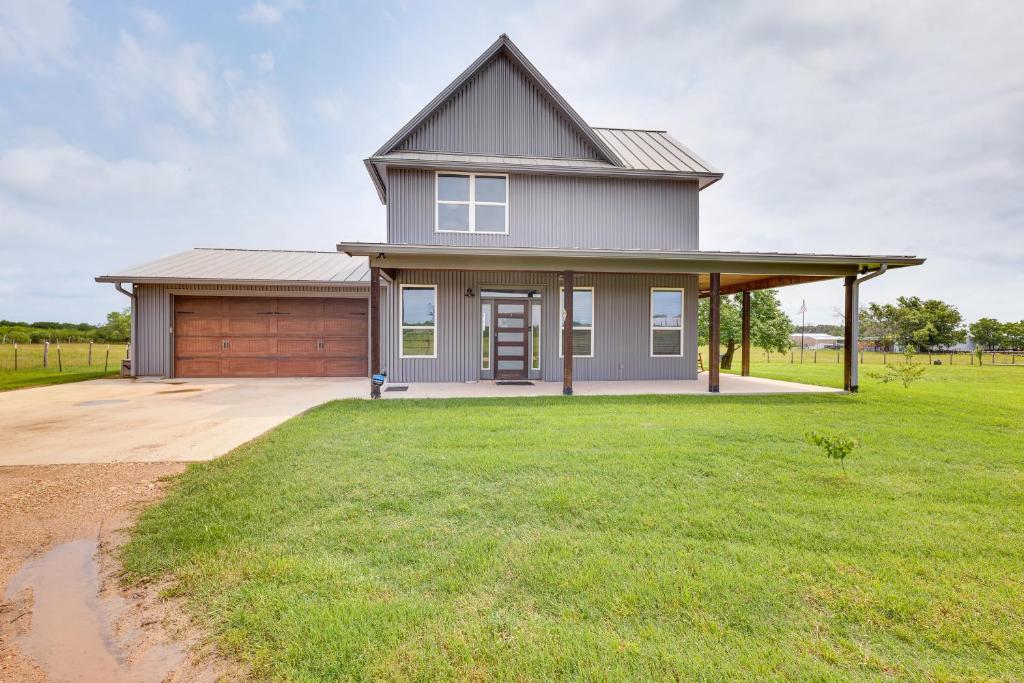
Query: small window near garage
436,172,508,234
400,285,437,358
559,287,594,358
650,288,683,356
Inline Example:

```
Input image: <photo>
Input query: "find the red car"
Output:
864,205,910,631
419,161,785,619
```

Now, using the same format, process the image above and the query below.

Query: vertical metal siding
387,168,699,250
383,271,698,383
396,54,602,160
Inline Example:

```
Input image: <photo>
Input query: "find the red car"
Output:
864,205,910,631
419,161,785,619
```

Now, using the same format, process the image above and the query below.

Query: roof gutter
850,264,887,390
112,282,136,375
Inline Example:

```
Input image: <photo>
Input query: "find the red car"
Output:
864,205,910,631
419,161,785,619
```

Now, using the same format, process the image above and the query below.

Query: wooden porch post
370,266,381,399
741,290,751,377
562,270,574,395
843,275,855,392
709,273,721,392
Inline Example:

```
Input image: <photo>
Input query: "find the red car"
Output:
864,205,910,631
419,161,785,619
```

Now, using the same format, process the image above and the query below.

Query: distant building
790,333,843,349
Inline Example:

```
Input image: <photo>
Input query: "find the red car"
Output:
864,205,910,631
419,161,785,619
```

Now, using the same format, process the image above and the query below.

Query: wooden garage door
174,296,368,377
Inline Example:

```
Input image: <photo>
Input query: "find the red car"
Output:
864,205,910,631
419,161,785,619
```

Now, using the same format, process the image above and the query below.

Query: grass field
0,343,125,391
122,363,1023,680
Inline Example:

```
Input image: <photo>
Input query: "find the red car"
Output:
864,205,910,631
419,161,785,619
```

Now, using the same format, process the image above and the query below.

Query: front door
493,299,529,380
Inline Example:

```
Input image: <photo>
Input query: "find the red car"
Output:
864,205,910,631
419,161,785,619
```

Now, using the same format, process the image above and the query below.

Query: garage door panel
176,358,223,376
174,295,368,378
227,299,276,316
277,318,323,335
176,318,222,335
277,338,319,355
176,337,223,355
226,318,275,335
277,298,324,316
325,318,367,335
175,298,224,315
322,338,367,355
227,337,276,354
325,358,368,376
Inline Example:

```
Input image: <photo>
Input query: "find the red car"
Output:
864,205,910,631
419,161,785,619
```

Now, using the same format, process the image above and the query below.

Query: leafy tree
891,296,966,351
698,289,793,369
99,309,131,342
8,330,30,344
969,318,1007,351
859,303,901,352
1005,321,1024,350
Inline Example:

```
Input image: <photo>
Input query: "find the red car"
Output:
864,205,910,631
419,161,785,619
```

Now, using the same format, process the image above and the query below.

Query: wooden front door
493,300,529,380
173,296,368,377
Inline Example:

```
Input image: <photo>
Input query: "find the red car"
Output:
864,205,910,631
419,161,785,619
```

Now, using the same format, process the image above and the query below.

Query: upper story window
436,172,508,234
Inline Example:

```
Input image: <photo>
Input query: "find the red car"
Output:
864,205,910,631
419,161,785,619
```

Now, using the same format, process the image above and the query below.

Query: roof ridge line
193,247,345,255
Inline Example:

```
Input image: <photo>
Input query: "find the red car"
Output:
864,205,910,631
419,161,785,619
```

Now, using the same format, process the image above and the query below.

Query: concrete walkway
381,373,840,399
0,378,366,466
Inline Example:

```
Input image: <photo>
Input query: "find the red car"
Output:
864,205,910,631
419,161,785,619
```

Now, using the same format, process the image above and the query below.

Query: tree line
0,309,131,344
699,292,1022,368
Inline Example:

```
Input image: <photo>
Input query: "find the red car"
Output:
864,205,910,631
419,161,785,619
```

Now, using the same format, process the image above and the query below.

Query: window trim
481,301,491,370
558,286,595,359
435,171,509,235
650,287,684,358
399,284,438,359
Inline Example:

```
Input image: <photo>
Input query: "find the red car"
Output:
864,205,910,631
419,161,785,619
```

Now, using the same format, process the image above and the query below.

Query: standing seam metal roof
95,248,371,284
590,128,719,174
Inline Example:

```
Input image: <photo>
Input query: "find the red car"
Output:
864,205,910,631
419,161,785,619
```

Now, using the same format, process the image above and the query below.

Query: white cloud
253,50,275,74
109,32,218,129
0,0,76,71
227,88,290,156
312,88,348,123
133,7,169,35
239,0,304,26
0,144,189,201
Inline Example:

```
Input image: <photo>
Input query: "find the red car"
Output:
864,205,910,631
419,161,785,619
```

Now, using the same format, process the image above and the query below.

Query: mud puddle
5,538,187,683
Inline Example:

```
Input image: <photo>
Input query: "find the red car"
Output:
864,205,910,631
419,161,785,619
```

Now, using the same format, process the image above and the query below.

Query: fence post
836,350,840,364
104,345,110,372
88,341,93,366
43,341,49,368
790,351,794,364
57,344,63,372
13,342,17,371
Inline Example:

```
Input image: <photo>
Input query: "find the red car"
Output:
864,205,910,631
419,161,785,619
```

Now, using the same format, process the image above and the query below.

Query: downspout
850,264,887,390
114,282,136,375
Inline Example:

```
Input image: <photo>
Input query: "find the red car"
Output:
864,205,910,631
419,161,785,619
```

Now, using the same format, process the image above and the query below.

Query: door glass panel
497,346,521,356
497,318,521,328
531,303,541,371
497,332,522,342
497,360,523,370
481,303,491,370
497,303,522,314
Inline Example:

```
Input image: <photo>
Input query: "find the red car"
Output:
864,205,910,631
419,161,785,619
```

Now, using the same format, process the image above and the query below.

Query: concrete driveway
0,378,366,466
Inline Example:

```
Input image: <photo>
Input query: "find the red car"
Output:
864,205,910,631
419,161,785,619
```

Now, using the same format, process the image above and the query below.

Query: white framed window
531,302,541,371
650,287,684,357
481,301,491,370
558,287,594,358
399,284,437,358
435,172,508,234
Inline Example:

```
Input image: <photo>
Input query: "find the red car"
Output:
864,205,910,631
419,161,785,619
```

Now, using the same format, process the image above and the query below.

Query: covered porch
338,242,924,398
377,374,840,399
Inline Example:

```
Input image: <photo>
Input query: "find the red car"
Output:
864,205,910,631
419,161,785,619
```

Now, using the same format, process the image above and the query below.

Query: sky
1,0,1021,326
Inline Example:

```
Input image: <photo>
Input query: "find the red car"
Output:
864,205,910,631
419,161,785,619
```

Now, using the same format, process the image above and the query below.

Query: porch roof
337,242,924,295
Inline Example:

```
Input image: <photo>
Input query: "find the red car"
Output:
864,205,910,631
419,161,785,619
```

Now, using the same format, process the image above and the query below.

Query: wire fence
0,342,130,373
758,349,1023,366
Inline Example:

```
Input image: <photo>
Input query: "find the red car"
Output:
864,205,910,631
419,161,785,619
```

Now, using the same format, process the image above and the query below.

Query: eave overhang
94,275,371,289
337,242,923,276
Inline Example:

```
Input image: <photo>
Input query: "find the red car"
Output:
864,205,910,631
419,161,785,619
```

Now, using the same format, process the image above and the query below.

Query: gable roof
591,129,719,175
373,34,622,166
96,248,370,286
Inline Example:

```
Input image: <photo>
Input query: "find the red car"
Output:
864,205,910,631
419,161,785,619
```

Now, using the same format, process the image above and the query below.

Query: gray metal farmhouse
98,35,923,396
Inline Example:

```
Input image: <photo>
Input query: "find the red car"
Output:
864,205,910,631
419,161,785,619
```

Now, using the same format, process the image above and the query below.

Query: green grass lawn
0,366,120,392
123,363,1024,681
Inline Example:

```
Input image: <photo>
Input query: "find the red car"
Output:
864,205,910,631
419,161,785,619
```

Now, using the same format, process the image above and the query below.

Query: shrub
806,431,857,475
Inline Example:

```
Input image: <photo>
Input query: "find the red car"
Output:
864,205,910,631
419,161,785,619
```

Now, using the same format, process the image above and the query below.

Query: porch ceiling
338,242,923,294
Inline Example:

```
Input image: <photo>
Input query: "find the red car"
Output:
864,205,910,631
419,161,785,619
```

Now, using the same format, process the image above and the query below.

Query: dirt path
0,463,236,682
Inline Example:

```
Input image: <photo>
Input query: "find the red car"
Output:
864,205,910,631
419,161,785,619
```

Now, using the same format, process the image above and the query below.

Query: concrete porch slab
381,373,841,399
